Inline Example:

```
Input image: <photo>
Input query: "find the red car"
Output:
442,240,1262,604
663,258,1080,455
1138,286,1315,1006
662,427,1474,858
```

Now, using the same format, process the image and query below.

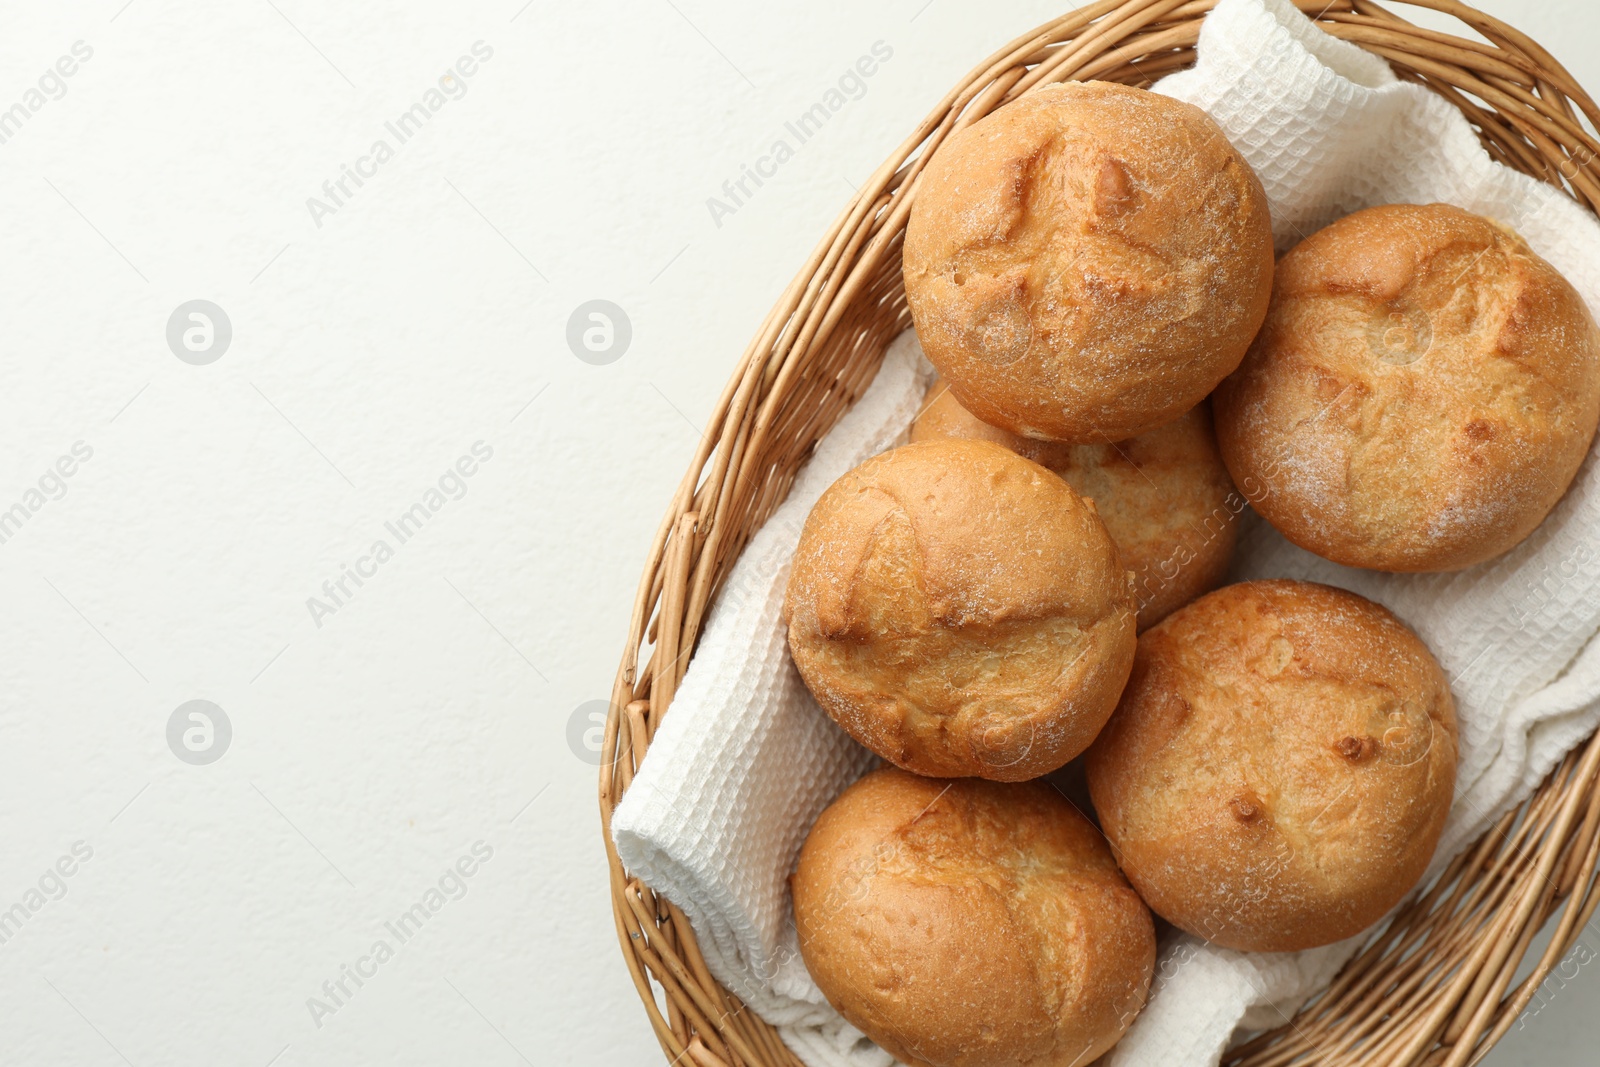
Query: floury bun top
903,80,1274,444
783,438,1137,781
1215,202,1600,572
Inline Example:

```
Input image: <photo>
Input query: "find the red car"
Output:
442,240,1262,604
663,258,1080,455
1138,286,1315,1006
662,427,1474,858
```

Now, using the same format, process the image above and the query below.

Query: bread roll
903,80,1274,443
1215,202,1600,572
912,380,1238,629
784,438,1136,781
793,767,1155,1067
1085,580,1457,952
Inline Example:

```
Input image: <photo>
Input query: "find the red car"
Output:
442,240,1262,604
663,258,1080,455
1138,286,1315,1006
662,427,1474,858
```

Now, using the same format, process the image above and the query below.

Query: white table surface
0,1,1596,1064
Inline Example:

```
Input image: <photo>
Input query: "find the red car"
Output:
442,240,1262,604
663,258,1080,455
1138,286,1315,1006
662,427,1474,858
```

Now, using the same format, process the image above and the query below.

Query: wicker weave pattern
599,3,1600,1064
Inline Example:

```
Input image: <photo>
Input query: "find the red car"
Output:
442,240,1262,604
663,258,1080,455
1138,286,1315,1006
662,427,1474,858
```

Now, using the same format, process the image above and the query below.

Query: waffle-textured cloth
612,330,933,1066
612,0,1600,1063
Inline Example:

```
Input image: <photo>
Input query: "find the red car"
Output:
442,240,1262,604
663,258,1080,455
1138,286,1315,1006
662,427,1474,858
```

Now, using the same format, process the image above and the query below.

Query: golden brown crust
792,768,1155,1067
1214,202,1600,572
912,380,1239,629
784,439,1137,780
903,81,1274,443
1085,580,1458,952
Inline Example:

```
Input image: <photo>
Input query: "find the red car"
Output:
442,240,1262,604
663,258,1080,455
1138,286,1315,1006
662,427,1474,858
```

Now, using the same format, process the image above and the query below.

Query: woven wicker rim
599,2,1600,1064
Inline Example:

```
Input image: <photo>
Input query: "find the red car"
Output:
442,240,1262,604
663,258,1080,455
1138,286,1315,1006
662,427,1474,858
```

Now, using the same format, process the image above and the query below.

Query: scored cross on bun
793,768,1155,1067
1215,202,1600,572
904,80,1274,444
783,438,1137,781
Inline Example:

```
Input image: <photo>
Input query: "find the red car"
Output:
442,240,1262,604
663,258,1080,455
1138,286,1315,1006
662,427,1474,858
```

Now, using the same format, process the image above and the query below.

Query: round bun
912,380,1239,629
793,767,1155,1067
1085,580,1457,952
784,438,1136,780
1215,202,1600,572
903,80,1274,443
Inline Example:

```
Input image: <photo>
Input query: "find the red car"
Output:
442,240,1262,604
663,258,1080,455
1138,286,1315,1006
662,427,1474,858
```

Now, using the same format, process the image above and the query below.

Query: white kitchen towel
612,0,1600,1064
613,329,934,1035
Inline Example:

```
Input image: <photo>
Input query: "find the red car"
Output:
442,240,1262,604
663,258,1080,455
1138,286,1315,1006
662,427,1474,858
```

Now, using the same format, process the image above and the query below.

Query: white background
0,1,1595,1065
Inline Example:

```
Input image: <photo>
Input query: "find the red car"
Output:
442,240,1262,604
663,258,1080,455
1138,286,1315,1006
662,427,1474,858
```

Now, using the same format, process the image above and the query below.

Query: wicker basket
599,2,1600,1064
